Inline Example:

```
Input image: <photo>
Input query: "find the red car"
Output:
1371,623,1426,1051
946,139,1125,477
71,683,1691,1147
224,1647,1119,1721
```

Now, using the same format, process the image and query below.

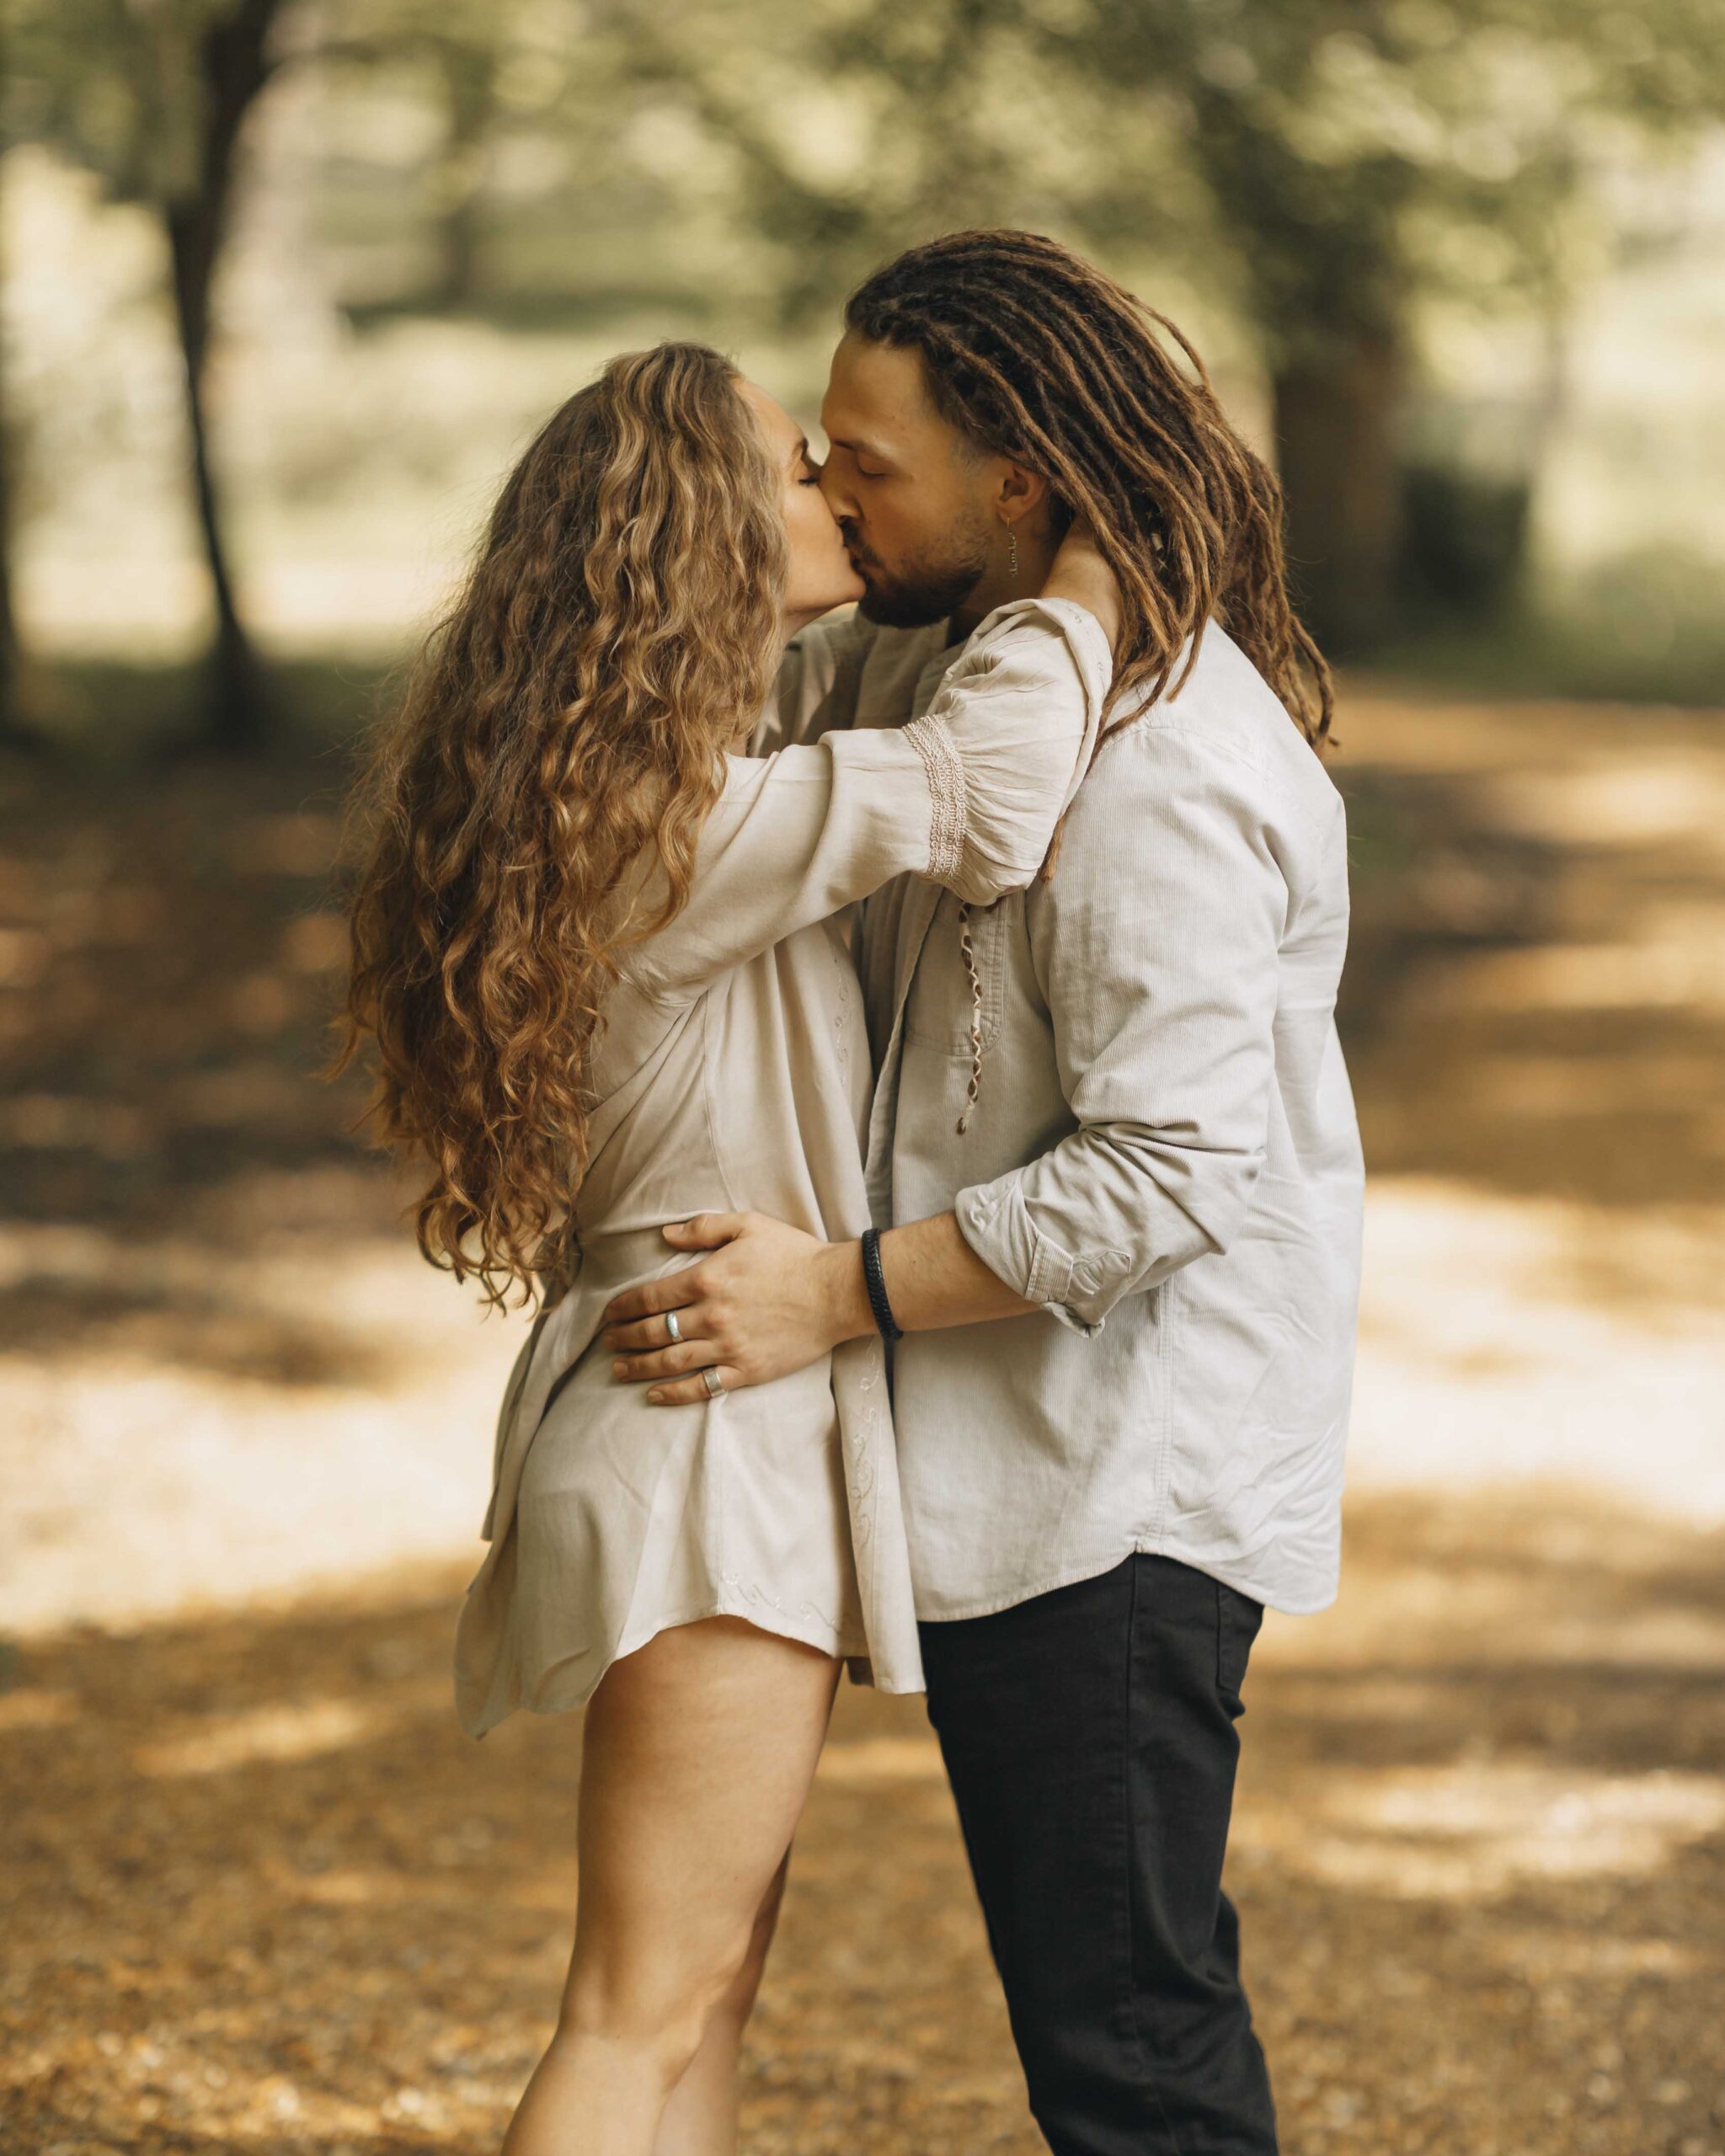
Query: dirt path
4,1487,1721,2156
2,680,1722,2153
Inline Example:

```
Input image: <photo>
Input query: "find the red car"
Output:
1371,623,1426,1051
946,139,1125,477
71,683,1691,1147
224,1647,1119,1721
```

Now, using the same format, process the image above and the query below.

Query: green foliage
14,0,1718,353
625,0,1725,354
2,0,1720,707
5,0,231,199
1060,0,1725,359
618,0,1205,325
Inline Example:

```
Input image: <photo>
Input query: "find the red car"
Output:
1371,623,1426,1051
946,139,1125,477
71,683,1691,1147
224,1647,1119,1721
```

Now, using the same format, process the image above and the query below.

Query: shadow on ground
0,674,417,1392
2,671,1722,1389
3,675,1722,2151
1337,686,1725,1209
3,1492,1721,2156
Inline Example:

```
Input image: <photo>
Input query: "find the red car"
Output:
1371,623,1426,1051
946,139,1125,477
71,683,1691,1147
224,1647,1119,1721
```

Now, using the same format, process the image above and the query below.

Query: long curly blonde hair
336,343,786,1310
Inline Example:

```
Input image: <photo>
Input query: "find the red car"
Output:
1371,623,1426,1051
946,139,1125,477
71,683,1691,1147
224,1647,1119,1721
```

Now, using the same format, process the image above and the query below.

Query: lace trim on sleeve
905,713,968,883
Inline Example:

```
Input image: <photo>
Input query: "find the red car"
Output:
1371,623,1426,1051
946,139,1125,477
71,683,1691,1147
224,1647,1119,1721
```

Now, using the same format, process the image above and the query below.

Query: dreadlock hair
844,229,1333,753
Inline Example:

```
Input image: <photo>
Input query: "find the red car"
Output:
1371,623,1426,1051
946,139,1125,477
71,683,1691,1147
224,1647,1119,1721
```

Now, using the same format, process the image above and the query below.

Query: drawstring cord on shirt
957,901,984,1134
954,841,1062,1134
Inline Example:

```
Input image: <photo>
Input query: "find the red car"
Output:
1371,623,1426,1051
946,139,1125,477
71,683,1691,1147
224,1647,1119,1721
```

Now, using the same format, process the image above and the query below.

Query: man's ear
996,461,1050,529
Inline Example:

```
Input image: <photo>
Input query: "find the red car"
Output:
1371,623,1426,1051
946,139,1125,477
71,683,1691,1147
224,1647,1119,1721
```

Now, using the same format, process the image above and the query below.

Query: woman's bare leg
650,1854,789,2156
501,1618,839,2156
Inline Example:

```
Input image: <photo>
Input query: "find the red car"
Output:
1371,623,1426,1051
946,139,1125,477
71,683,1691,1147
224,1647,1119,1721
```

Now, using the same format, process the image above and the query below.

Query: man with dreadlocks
603,229,1364,2154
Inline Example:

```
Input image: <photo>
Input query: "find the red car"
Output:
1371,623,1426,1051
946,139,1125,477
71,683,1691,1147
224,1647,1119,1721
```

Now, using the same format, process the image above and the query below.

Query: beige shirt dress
453,598,1112,1737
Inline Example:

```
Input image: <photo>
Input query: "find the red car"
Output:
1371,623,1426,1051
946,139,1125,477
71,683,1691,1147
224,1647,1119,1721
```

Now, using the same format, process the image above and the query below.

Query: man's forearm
601,1205,1039,1406
825,1210,1039,1340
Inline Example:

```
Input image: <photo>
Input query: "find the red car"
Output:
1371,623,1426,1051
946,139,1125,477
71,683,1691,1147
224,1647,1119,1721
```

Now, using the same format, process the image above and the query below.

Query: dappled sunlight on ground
1338,686,1725,1209
1287,1761,1725,1897
2,677,1722,2151
3,1490,1721,2155
1348,1181,1725,1518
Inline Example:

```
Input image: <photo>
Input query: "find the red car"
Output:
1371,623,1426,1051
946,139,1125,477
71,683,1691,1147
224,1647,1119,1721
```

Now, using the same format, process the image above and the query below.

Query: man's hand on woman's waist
601,1210,1035,1406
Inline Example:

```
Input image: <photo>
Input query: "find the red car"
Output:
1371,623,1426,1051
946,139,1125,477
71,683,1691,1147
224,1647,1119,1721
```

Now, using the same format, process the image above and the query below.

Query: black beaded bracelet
860,1227,903,1343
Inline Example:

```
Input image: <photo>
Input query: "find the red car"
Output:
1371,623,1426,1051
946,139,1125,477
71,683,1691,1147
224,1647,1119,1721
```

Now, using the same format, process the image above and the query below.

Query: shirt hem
912,1540,1340,1626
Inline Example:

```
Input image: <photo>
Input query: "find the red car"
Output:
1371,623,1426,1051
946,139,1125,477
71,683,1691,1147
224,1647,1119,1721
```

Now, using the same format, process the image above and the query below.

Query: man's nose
819,463,859,522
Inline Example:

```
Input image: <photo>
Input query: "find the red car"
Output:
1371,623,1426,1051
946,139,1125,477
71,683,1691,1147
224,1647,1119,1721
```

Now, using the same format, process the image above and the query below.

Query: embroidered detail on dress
905,713,967,883
828,937,853,1083
718,1567,850,1638
843,1342,887,1561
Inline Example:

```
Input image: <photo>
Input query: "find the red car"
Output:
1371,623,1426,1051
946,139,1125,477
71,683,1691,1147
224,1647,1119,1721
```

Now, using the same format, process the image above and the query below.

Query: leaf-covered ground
4,1488,1723,2156
2,676,1722,2153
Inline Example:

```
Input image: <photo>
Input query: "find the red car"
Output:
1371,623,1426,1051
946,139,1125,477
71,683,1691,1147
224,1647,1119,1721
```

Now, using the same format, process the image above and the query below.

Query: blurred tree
8,0,538,746
159,0,286,750
425,26,499,308
13,0,289,749
1051,0,1725,653
316,0,529,312
654,0,1725,657
0,23,40,750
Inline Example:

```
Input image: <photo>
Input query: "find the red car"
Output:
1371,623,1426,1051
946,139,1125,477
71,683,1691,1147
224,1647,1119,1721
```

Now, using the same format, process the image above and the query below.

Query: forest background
3,0,1723,749
2,7,1723,2154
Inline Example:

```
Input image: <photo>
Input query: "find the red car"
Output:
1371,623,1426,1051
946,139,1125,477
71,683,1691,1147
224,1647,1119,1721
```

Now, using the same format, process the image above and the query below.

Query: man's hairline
827,328,1000,473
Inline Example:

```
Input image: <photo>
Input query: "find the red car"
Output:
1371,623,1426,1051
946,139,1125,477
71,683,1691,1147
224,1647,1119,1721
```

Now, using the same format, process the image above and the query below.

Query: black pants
920,1554,1277,2155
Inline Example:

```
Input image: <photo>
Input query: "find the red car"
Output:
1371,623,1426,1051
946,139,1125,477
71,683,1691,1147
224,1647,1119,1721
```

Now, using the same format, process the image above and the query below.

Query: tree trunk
429,45,499,311
165,0,284,753
1271,330,1403,659
0,132,30,751
0,459,34,757
0,272,21,747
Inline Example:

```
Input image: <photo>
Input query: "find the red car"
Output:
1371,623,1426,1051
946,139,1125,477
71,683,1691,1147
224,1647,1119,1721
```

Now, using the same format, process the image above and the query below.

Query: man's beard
846,525,991,631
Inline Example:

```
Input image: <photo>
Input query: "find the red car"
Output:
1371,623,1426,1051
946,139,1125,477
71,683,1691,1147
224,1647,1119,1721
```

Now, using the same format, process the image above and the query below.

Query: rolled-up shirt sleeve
954,725,1317,1333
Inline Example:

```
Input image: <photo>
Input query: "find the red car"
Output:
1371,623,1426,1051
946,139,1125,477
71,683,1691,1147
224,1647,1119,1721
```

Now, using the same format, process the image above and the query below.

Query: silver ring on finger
664,1309,682,1346
701,1364,724,1399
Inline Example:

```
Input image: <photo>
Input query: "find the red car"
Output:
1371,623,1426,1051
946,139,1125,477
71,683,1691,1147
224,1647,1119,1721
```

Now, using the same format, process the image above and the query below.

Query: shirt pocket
904,893,1009,1057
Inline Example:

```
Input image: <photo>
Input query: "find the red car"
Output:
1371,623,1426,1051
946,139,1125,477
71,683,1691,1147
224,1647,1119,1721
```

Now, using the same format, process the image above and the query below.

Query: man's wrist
820,1236,876,1347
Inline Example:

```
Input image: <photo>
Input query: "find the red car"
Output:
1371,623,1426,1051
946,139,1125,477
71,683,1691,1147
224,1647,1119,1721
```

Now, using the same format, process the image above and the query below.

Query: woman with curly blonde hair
340,340,1117,2155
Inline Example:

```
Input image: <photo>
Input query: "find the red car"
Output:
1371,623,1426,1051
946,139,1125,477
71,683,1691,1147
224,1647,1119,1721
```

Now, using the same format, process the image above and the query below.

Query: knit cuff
905,712,967,883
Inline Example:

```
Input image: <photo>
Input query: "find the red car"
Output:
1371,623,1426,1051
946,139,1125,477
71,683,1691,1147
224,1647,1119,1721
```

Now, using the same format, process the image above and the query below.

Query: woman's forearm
1039,520,1122,651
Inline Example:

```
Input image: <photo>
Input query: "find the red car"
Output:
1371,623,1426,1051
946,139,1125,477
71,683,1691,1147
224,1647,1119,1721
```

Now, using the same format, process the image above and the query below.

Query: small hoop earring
1007,527,1019,581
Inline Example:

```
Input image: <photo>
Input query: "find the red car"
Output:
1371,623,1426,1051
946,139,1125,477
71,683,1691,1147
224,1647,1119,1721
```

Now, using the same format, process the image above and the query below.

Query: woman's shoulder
770,610,885,751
